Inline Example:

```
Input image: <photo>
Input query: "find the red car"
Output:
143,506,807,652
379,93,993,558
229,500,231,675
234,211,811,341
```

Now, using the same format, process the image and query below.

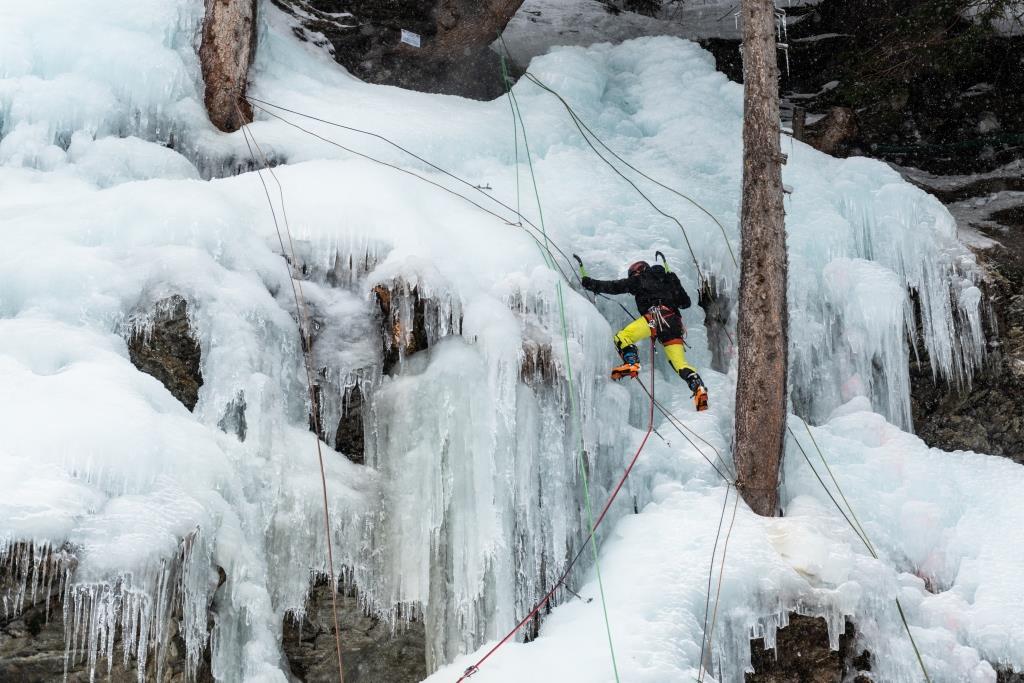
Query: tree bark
199,0,258,133
422,0,526,60
735,0,789,517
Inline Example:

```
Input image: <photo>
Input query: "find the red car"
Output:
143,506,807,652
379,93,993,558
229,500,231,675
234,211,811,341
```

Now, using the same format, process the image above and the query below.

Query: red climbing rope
455,339,657,682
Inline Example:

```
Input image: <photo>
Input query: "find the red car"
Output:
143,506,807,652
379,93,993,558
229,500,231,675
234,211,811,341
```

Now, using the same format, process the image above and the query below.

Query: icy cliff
1,1,1019,682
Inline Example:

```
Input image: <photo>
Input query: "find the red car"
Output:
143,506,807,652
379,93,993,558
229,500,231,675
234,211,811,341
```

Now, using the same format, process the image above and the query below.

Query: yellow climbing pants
613,310,696,374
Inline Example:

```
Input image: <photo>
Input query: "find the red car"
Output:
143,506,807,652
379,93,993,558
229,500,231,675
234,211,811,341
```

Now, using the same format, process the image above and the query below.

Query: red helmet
628,260,650,277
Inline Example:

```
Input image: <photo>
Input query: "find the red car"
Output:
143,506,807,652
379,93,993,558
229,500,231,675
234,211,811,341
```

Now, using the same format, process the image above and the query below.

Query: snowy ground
896,159,1024,198
0,1,1021,682
947,190,1024,250
894,160,1024,250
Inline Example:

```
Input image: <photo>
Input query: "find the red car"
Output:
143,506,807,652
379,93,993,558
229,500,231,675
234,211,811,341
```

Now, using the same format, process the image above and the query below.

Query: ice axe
655,250,671,273
573,253,588,278
655,250,693,349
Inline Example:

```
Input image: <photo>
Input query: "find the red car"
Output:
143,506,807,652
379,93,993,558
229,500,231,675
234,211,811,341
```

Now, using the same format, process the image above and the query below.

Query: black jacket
583,265,691,315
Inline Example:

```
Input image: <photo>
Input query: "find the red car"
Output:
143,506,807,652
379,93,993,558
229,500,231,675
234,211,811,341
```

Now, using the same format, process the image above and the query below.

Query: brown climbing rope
236,107,346,683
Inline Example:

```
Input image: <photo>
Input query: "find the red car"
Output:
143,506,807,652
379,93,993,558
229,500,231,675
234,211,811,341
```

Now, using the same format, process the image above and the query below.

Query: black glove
581,276,595,291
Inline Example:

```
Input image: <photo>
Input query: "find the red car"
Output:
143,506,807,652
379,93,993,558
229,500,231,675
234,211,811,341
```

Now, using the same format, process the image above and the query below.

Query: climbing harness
648,304,670,333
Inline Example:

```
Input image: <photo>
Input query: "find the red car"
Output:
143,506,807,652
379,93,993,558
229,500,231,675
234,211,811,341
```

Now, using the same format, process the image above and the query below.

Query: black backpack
646,264,690,309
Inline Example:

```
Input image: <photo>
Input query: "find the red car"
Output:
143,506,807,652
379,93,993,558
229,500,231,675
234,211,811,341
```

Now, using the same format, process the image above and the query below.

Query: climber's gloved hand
581,276,595,291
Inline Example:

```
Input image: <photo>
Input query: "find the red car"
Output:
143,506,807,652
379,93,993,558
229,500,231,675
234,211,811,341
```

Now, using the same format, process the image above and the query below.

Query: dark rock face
272,0,524,100
701,2,1024,173
335,383,365,465
780,1,1024,173
1,542,213,683
908,175,1024,463
911,359,1024,463
128,295,204,411
283,581,426,683
373,282,428,376
372,280,460,376
1,544,77,682
747,614,870,683
218,390,248,441
520,339,555,385
1,603,212,683
698,277,734,374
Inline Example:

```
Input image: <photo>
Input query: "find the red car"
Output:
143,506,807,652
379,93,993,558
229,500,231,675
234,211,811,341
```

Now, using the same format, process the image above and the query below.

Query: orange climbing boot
611,362,640,380
611,346,641,381
680,369,709,411
694,386,709,412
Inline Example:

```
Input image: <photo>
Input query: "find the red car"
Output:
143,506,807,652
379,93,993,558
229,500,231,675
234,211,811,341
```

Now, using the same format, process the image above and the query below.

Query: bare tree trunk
424,0,526,60
734,0,788,517
200,0,258,133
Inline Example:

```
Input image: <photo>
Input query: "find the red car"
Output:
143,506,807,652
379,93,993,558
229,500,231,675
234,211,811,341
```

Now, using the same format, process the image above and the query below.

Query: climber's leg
610,316,653,380
655,309,708,412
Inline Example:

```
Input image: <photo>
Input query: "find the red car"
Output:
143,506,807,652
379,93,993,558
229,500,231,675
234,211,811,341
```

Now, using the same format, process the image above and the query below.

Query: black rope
696,484,732,681
521,72,738,270
245,98,584,289
514,73,707,288
787,427,872,551
787,425,932,683
494,33,735,286
635,377,735,483
247,98,659,325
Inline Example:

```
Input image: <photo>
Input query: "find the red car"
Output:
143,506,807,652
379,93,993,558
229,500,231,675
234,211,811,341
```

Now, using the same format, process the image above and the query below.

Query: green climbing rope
501,56,523,225
503,60,622,683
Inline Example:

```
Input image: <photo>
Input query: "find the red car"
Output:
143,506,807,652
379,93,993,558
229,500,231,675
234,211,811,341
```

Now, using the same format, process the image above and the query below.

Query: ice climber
582,259,709,411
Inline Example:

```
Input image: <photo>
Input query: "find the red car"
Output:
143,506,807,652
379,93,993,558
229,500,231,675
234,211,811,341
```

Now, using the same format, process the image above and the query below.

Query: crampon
694,386,709,412
610,362,640,380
